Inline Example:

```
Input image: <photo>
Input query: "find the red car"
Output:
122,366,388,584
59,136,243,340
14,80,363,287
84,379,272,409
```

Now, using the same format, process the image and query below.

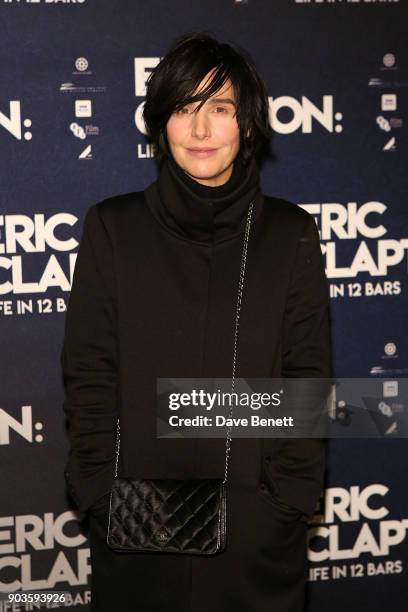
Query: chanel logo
156,530,169,543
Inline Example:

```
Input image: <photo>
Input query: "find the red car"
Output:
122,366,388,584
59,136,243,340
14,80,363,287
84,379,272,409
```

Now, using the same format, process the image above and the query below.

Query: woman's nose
191,109,210,139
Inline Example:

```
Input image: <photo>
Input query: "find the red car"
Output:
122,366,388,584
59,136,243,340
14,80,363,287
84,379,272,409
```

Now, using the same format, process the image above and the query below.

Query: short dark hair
142,31,272,165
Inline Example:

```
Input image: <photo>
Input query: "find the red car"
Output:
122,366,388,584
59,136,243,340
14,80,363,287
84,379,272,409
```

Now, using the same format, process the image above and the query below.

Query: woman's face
165,71,241,187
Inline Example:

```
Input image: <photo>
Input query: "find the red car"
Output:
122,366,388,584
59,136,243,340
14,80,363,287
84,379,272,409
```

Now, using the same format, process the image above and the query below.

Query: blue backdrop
0,1,407,610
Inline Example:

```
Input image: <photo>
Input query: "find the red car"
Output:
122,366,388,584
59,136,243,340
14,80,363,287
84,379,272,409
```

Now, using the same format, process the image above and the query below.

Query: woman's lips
186,148,218,159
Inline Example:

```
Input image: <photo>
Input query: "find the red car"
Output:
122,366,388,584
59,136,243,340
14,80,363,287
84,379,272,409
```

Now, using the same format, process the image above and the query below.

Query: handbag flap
106,477,226,555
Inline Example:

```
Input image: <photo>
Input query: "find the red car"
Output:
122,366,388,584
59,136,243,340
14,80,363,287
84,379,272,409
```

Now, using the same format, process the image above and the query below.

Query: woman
61,32,332,612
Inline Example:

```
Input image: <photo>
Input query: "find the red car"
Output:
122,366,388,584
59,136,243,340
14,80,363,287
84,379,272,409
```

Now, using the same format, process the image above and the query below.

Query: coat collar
144,154,264,244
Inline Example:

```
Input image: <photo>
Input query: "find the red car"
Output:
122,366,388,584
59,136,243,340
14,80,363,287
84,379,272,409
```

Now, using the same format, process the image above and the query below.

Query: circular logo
383,53,395,68
384,342,396,356
378,401,392,417
75,57,89,72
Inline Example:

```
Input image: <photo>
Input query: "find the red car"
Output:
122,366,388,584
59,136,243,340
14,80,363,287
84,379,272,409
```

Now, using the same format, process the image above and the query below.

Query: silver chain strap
223,198,254,483
113,199,255,483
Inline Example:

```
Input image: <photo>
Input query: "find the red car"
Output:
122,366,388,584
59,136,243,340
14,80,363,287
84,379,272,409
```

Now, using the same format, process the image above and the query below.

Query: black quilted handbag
106,200,255,555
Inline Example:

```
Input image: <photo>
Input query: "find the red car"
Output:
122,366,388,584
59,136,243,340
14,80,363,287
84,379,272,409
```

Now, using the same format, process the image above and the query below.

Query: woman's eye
174,105,230,115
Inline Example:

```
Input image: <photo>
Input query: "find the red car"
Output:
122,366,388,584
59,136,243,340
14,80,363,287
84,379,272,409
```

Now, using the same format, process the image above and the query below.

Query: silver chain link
114,414,120,479
113,199,255,483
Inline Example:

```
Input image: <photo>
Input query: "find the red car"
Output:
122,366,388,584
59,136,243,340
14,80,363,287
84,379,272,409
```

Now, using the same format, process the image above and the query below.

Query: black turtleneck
143,151,264,243
167,151,246,201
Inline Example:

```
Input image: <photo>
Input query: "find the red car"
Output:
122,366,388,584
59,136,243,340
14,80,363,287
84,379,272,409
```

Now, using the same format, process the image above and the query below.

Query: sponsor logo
75,100,92,118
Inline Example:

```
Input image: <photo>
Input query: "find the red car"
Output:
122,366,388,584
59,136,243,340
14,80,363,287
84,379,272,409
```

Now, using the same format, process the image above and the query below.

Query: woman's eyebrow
207,97,236,106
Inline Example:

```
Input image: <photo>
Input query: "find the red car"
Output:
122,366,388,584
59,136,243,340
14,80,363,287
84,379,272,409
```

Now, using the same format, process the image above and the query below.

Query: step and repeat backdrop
0,1,407,610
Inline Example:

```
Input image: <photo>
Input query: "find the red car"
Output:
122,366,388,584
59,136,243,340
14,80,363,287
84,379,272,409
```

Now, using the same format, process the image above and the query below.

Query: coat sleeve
60,203,118,513
273,211,332,521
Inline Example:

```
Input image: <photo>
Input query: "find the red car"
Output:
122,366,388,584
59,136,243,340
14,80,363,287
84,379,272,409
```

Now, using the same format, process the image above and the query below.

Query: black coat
61,156,332,612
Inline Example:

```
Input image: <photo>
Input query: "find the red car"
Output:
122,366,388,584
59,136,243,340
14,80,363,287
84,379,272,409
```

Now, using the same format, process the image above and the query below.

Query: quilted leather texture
106,478,227,555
